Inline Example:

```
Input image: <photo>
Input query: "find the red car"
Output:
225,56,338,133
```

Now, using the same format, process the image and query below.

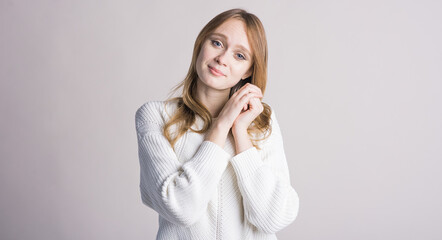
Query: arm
231,110,300,233
136,102,231,227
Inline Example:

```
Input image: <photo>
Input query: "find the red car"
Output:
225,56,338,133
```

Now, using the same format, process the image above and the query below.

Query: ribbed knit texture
135,100,299,240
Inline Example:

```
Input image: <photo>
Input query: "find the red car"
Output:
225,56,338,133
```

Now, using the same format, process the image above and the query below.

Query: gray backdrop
1,0,441,239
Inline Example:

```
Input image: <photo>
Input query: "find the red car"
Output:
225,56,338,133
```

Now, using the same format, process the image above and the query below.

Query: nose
215,51,228,66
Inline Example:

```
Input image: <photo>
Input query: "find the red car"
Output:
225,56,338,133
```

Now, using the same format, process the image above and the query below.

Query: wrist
205,120,230,148
231,125,248,137
231,127,253,155
213,119,232,133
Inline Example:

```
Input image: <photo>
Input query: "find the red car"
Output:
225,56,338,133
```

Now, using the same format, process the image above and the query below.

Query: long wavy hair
164,8,272,149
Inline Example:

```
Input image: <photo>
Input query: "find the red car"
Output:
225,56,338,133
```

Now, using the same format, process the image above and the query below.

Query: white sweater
135,100,299,240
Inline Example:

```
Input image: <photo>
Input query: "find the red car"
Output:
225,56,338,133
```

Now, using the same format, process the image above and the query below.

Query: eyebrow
209,32,252,57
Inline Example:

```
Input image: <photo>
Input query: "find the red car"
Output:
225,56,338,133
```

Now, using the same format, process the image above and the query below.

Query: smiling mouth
208,65,225,76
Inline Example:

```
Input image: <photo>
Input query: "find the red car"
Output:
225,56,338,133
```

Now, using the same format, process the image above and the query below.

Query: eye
211,40,223,47
236,53,246,60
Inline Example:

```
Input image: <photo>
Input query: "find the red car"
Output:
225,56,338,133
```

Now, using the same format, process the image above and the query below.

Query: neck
195,80,230,118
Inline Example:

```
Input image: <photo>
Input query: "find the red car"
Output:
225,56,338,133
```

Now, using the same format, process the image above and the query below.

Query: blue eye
212,40,222,47
237,53,246,60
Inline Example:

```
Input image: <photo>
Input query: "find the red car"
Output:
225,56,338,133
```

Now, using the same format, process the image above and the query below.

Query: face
195,18,253,92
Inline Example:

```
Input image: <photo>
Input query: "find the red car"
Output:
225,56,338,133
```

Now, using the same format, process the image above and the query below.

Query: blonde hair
164,8,272,149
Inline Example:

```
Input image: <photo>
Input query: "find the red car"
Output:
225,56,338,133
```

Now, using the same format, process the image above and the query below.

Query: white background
1,0,441,239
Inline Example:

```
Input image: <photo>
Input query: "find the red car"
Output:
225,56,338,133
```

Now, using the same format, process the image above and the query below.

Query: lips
208,65,225,76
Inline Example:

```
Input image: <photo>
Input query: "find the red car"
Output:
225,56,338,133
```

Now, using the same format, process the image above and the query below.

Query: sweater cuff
230,147,264,181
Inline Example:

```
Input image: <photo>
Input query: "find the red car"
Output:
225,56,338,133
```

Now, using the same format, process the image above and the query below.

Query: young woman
135,8,299,239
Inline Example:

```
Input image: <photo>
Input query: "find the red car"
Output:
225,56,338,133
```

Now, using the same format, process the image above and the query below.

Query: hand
216,83,263,129
232,93,264,132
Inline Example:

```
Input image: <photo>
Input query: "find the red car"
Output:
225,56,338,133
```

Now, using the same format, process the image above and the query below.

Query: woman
135,8,299,239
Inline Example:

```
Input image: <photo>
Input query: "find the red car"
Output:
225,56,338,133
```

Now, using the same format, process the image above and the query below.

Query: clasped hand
216,83,264,132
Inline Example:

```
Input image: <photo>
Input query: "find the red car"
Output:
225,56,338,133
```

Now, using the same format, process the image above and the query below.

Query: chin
198,78,229,91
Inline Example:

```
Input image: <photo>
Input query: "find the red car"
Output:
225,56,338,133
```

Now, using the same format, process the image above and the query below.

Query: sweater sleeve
229,109,300,233
135,101,231,227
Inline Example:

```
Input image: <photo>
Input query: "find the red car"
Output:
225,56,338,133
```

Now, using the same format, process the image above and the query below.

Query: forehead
211,19,252,54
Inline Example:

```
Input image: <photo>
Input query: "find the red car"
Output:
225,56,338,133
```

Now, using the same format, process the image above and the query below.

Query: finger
243,84,263,97
248,98,264,114
235,85,263,100
249,84,263,95
231,83,253,98
238,91,261,102
238,83,260,93
238,92,261,109
240,83,262,94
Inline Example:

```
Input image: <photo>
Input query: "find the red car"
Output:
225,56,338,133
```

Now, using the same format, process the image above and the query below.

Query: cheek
232,64,250,77
197,43,213,62
196,49,204,65
196,48,209,69
195,54,204,79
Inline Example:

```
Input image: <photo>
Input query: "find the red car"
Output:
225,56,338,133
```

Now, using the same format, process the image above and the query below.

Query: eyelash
236,53,246,60
212,40,223,48
211,40,247,61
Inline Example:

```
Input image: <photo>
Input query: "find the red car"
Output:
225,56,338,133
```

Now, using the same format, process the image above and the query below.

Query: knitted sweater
135,100,299,240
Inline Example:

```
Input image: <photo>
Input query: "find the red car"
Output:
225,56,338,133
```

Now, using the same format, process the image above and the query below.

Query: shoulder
135,99,179,129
